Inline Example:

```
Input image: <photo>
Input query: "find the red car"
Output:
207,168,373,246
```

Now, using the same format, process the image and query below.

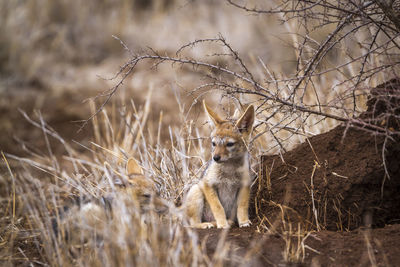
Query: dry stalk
310,160,321,231
363,229,378,267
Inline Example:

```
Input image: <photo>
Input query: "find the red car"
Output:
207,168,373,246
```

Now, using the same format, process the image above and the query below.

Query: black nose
213,155,221,162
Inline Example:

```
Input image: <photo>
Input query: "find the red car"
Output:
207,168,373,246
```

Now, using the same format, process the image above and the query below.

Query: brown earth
254,124,400,231
251,79,400,232
197,224,400,266
0,86,93,156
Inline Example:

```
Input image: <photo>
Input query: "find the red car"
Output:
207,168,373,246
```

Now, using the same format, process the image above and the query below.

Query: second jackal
54,157,168,244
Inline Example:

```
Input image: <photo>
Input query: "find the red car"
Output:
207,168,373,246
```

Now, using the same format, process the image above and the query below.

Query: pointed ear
235,105,255,134
203,100,224,126
126,157,143,175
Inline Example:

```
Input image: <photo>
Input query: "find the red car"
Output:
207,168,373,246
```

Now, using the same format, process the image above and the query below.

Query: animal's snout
213,155,221,162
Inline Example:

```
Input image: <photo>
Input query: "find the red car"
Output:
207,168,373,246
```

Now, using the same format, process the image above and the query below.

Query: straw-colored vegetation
1,102,205,266
1,0,399,266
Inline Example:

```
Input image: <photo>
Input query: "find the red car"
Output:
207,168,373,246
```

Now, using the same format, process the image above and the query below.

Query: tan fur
56,157,168,247
62,158,168,240
111,157,168,214
185,101,254,228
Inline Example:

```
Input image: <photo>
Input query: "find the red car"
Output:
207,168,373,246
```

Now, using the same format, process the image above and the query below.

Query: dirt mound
362,78,400,130
197,224,400,266
253,118,400,231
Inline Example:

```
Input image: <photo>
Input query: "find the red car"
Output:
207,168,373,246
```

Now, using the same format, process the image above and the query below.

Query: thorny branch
84,43,397,132
83,0,400,154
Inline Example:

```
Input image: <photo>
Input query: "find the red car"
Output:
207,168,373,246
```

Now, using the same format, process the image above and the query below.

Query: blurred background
0,0,288,155
1,0,397,155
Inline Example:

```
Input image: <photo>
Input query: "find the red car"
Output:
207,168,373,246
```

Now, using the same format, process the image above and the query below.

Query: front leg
237,184,251,227
200,182,229,228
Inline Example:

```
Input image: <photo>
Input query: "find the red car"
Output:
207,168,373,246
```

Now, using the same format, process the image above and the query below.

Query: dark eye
212,142,216,147
142,193,151,199
226,142,235,147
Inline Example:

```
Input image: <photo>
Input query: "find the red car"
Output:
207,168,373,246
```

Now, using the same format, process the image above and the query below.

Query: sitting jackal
185,101,255,229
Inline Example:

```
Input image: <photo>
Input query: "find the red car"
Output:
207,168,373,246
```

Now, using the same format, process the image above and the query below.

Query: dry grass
1,0,400,266
0,88,272,266
1,95,206,266
0,90,325,266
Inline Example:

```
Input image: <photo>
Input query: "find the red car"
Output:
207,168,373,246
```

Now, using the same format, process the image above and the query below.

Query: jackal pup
110,157,168,215
55,158,168,243
185,101,255,229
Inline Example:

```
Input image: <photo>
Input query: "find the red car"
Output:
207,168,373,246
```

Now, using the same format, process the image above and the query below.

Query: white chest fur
204,154,250,219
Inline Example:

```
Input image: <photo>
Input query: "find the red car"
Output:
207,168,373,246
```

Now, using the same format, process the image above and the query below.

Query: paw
239,220,252,228
200,222,215,229
216,221,230,229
